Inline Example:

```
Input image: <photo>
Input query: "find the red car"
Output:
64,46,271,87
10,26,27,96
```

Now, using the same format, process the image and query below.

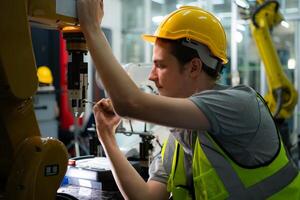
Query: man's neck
194,76,216,94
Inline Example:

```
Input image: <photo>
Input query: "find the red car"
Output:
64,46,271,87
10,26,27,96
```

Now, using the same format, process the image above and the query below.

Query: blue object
60,176,69,186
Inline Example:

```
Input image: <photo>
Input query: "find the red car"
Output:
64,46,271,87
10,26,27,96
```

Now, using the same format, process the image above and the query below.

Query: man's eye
156,64,164,68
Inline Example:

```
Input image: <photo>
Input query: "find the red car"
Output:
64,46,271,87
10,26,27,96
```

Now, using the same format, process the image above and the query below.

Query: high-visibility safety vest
161,131,300,200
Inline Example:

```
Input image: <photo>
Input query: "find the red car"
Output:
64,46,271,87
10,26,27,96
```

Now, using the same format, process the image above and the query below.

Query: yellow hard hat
37,66,53,84
142,6,228,64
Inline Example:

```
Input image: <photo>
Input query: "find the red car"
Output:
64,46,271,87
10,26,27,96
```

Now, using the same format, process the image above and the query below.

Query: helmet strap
181,39,220,71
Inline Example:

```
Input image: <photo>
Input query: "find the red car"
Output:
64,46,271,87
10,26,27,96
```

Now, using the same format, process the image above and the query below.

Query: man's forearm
99,132,152,200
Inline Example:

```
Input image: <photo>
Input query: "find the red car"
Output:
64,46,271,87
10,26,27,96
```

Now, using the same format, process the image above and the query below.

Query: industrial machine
0,0,88,199
57,156,125,200
236,0,298,160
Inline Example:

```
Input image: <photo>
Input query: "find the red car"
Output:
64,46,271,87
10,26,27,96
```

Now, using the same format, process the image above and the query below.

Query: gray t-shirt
148,84,279,184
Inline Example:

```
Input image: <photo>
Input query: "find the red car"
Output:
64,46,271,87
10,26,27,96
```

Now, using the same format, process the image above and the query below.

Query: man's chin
158,91,172,97
157,89,175,97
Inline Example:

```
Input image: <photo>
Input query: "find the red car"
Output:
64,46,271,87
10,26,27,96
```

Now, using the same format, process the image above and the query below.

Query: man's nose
148,67,158,81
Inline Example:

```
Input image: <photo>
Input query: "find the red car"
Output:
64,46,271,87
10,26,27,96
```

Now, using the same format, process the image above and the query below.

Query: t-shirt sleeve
189,85,279,166
189,85,260,136
148,154,169,184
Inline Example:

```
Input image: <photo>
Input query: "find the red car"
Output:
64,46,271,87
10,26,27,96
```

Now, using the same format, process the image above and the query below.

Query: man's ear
189,58,202,78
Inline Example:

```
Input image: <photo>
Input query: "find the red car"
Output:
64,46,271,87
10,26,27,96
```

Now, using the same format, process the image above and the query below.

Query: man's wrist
82,25,102,41
99,134,119,154
98,129,117,144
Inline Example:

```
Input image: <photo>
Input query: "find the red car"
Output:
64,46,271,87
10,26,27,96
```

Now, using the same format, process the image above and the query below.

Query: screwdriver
82,99,97,105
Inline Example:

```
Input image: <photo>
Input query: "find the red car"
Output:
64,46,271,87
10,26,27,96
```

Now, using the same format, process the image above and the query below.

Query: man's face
148,40,191,98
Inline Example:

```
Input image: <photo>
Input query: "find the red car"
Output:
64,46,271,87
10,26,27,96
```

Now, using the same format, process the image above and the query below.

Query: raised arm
77,0,210,130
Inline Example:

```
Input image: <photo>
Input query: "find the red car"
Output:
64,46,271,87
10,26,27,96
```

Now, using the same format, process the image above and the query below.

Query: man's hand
77,0,104,34
93,100,169,200
93,98,121,142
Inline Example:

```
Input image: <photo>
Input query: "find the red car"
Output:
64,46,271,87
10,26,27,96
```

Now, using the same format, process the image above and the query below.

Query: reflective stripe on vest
162,135,194,195
198,132,298,199
163,133,299,199
162,134,176,175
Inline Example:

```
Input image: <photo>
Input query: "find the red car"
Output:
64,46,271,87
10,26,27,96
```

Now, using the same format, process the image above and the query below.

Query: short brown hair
157,38,223,80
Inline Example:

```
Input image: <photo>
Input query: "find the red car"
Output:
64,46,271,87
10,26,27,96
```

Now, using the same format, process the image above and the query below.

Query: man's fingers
93,98,115,115
102,104,115,115
93,98,105,113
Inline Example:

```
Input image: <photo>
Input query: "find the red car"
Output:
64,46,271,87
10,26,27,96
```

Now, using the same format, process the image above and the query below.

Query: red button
68,159,76,166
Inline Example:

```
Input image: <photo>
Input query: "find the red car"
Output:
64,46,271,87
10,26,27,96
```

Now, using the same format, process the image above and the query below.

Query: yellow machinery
250,0,298,119
236,0,298,159
0,0,87,199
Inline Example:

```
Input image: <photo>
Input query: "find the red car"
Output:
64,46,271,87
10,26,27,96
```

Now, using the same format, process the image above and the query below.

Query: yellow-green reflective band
198,132,299,199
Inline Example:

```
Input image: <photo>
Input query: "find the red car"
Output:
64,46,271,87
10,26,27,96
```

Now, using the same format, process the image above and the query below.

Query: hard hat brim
142,34,157,43
142,34,180,44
